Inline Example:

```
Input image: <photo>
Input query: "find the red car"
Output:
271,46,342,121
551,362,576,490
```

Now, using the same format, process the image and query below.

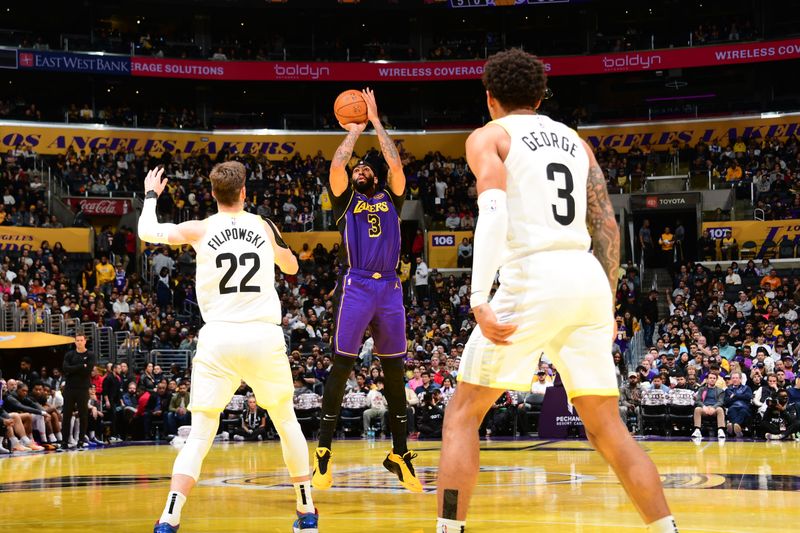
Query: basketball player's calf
436,382,505,532
572,395,678,533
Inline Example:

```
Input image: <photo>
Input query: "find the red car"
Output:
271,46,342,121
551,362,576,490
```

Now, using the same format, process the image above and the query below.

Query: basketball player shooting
312,89,422,493
139,163,319,533
435,50,678,533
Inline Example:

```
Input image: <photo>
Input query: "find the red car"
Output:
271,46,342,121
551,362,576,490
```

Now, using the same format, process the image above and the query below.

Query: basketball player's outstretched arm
582,140,620,300
362,88,405,196
138,167,206,245
329,121,367,197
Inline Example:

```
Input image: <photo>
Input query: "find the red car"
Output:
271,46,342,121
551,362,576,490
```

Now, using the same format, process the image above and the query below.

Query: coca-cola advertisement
67,198,132,216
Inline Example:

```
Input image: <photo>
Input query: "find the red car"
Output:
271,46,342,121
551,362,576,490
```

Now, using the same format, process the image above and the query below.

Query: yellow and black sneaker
383,450,423,493
312,447,333,490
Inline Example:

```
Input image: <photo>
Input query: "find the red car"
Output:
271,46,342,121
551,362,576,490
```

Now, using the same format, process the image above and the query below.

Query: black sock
381,357,409,455
318,355,356,450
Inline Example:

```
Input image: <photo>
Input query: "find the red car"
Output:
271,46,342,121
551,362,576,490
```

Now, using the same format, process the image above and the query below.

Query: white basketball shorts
188,321,294,413
459,250,619,401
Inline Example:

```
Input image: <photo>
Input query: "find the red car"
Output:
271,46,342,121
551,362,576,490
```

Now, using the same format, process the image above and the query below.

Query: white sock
159,491,187,526
56,431,62,441
437,518,466,533
293,481,315,514
21,436,32,446
9,436,20,448
647,515,679,533
48,433,57,443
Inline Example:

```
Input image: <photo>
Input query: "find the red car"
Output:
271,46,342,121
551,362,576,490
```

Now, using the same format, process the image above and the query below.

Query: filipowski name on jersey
207,227,267,251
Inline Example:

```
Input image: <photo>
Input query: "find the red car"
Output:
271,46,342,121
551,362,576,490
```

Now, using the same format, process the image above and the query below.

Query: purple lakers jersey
331,185,404,273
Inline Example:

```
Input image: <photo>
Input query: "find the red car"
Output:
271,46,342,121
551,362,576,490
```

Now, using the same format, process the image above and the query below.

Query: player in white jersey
139,162,319,533
435,50,678,533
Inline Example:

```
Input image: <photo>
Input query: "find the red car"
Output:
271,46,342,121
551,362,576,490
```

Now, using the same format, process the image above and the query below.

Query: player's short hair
482,48,547,111
210,161,246,206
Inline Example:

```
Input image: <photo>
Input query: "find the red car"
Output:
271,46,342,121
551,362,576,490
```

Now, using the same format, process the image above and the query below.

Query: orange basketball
334,89,368,125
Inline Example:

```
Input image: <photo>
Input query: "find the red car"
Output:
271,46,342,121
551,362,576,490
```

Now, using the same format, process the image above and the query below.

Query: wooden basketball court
2,438,797,532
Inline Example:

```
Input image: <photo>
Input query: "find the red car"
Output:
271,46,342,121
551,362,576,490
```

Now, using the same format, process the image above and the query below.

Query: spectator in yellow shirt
659,227,674,265
319,187,332,229
95,256,115,297
733,137,747,157
725,161,743,182
398,254,412,304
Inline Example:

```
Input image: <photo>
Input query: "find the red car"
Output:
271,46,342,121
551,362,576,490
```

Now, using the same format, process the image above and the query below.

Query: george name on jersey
353,199,390,214
207,227,266,251
521,130,578,157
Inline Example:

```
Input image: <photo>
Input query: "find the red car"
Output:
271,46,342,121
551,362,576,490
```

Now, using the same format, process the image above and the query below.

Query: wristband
145,190,158,200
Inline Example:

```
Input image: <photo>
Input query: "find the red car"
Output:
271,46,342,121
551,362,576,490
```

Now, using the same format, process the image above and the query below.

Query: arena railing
0,302,20,331
148,349,193,371
76,321,117,363
626,329,646,372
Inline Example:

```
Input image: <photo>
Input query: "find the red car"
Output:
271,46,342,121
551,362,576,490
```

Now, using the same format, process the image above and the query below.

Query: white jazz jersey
194,211,281,324
458,114,618,400
493,113,591,266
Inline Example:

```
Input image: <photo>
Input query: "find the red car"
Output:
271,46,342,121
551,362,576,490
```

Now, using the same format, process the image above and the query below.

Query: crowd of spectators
688,134,800,221
0,149,52,226
614,256,800,441
47,144,483,234
596,133,800,209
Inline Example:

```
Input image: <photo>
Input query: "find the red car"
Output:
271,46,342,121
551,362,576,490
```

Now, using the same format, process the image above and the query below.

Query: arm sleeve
329,181,354,224
469,189,508,308
138,198,179,244
386,187,405,212
263,217,289,249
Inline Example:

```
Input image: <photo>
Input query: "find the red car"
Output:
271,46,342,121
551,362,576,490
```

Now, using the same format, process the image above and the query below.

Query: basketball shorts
458,250,619,401
332,270,407,358
188,321,294,413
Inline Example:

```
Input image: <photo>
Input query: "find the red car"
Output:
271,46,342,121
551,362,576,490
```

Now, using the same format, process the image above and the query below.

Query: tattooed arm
581,139,620,303
362,88,405,196
330,122,366,197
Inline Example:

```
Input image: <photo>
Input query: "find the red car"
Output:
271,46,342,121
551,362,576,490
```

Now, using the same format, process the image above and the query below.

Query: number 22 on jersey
216,252,261,294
